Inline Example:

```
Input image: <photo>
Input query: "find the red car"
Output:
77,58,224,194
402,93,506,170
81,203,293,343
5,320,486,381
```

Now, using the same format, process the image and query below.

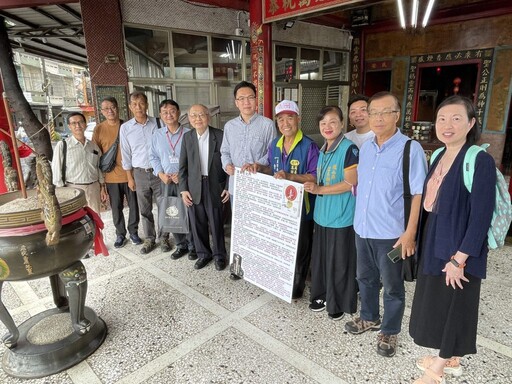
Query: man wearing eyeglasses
179,105,229,271
120,91,160,255
149,99,196,258
220,81,276,279
346,91,427,358
92,97,141,249
52,112,105,215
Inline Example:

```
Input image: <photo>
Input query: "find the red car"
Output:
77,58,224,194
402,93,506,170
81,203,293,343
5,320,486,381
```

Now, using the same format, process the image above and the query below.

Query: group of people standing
50,80,496,384
245,90,495,384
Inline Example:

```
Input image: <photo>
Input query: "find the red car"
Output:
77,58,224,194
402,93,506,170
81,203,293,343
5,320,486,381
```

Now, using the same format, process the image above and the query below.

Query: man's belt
134,167,154,173
67,181,96,186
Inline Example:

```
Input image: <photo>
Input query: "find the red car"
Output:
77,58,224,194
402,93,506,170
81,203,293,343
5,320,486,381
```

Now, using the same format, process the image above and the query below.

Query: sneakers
328,312,345,321
309,299,326,312
377,332,398,357
344,317,381,334
130,233,142,245
160,238,172,253
416,355,463,377
140,239,156,255
114,235,126,248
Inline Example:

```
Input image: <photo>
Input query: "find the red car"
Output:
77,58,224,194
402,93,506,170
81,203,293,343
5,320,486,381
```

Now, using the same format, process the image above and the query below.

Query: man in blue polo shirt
150,99,196,259
345,92,427,358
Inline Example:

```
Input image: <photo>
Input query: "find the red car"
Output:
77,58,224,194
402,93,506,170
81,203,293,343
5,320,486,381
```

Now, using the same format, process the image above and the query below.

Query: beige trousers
70,181,101,215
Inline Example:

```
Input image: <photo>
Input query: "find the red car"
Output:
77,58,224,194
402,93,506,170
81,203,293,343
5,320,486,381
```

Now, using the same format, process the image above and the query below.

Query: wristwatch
450,256,466,268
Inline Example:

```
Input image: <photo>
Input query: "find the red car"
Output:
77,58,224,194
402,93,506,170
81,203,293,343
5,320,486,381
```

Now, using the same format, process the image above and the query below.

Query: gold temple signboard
263,0,354,23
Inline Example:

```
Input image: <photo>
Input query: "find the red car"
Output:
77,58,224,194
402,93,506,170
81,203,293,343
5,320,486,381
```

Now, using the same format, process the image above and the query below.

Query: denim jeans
355,234,405,335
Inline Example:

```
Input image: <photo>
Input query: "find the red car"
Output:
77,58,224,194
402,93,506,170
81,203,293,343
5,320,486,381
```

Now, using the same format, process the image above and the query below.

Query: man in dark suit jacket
179,104,230,271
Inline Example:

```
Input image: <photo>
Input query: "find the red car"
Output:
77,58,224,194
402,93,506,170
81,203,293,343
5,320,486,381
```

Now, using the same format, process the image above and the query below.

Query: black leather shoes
171,247,188,260
194,257,212,270
188,250,198,260
215,259,226,271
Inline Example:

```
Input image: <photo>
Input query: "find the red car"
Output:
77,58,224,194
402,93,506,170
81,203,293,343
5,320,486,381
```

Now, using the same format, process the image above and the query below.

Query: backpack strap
403,139,412,228
463,144,487,192
429,147,444,165
61,138,67,185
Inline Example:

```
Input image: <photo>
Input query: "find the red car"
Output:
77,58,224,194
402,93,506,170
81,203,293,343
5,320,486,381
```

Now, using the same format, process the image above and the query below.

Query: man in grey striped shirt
52,112,105,215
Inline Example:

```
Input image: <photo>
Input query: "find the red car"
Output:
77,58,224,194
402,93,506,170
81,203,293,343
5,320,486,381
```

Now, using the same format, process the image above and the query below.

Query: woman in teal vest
244,100,319,299
304,106,359,321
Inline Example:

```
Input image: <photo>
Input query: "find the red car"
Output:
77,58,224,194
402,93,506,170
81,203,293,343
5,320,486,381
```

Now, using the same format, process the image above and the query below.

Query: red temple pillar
250,0,273,119
80,0,129,121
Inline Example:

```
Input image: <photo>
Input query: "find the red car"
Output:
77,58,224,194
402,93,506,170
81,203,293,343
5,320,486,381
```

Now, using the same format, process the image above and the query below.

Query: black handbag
99,137,119,173
402,139,418,282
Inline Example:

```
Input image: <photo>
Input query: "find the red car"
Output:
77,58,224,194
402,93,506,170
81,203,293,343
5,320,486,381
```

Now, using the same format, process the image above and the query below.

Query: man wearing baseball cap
243,100,319,299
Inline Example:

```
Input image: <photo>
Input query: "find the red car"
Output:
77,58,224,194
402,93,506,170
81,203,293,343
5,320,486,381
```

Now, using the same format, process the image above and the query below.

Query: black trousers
106,182,139,237
189,178,226,261
161,181,194,250
293,219,314,295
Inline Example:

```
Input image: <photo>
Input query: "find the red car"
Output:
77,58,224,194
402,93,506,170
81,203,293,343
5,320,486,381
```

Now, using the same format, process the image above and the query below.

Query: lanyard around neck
166,127,183,155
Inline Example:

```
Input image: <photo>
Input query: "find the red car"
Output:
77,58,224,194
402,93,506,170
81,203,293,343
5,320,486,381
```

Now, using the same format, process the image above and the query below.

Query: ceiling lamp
396,0,436,30
422,0,436,28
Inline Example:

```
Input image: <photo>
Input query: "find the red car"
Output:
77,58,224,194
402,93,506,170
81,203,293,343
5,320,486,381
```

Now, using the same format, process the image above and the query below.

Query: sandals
413,368,446,384
416,355,463,377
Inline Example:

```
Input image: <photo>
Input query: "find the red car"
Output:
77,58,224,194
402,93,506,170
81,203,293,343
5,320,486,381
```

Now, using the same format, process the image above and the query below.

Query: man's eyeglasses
368,110,399,119
189,113,207,119
69,121,85,127
161,111,178,116
101,107,117,112
235,95,256,102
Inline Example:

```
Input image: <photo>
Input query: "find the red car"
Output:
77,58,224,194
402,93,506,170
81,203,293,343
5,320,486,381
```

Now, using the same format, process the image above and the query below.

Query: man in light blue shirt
120,91,160,255
220,81,276,280
345,92,427,358
221,81,276,197
150,99,195,259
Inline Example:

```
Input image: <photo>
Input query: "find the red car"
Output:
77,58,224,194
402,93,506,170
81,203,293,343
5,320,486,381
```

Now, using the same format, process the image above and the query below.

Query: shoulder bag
402,139,418,282
99,124,122,173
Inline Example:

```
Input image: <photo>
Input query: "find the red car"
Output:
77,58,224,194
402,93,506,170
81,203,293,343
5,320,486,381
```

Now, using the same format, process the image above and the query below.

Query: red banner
263,0,357,23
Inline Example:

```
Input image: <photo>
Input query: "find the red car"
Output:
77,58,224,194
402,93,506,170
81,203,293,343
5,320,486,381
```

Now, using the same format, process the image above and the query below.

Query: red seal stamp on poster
285,185,297,202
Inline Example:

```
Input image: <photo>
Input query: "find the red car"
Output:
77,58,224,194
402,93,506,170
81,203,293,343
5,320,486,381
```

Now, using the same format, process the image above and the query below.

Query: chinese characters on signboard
263,0,351,23
350,35,361,94
404,48,494,130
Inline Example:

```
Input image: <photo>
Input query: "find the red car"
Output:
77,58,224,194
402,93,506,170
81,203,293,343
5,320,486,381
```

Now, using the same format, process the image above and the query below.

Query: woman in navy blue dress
409,96,496,384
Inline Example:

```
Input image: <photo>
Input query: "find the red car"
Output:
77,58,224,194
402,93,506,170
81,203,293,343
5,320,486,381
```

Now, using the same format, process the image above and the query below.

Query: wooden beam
31,6,67,25
32,37,87,58
0,0,78,10
12,44,85,66
57,4,81,21
0,10,38,28
60,37,85,49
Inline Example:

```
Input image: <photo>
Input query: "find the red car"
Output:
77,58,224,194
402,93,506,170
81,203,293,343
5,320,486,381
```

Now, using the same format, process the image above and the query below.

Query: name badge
169,155,179,164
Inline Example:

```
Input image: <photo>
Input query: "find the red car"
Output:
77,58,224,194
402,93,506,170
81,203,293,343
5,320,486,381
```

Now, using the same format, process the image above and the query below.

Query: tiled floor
1,210,511,383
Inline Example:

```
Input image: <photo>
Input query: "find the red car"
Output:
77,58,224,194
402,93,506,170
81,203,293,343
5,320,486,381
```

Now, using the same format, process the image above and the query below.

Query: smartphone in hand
387,245,402,263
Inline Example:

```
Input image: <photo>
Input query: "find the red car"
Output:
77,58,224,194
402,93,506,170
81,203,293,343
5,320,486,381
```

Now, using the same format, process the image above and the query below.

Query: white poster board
230,168,304,303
